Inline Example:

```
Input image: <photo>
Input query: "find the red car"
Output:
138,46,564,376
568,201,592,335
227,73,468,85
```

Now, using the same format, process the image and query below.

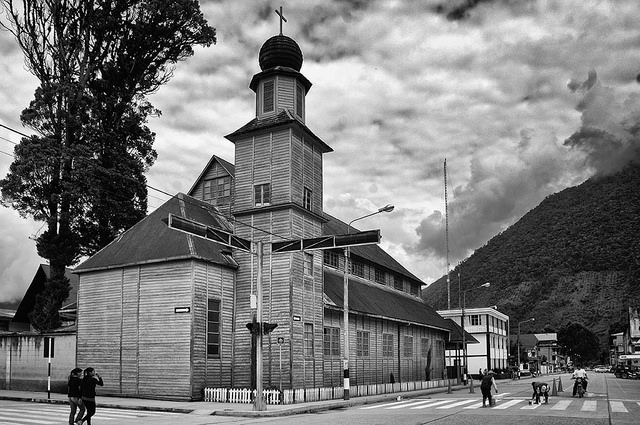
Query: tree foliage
557,322,600,364
0,0,216,331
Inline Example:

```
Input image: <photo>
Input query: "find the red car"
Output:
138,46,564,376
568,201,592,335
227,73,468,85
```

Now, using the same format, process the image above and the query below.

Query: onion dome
258,35,303,71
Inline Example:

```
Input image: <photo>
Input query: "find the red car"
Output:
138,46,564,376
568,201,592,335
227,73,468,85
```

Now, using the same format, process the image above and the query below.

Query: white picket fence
204,378,452,405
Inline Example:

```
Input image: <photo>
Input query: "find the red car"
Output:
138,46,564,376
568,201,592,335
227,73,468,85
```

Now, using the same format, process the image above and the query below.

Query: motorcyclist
572,365,588,396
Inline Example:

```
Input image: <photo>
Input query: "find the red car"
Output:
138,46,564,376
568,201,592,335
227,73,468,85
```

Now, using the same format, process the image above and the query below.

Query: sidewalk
0,384,468,418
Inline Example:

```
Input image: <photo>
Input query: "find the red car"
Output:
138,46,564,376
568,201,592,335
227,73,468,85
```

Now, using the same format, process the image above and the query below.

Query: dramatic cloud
1,0,639,302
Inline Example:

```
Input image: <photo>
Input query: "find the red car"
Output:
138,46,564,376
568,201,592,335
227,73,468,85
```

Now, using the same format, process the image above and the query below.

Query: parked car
612,364,639,379
593,365,610,373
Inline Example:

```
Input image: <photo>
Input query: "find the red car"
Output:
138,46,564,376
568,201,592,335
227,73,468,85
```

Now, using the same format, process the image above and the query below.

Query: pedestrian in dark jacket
67,368,85,425
480,370,498,407
79,367,103,425
530,381,549,404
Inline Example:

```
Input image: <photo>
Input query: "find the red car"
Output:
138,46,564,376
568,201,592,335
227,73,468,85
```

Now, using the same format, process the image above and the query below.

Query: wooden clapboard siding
272,130,291,202
290,133,303,206
77,269,124,395
233,138,253,212
121,267,140,395
136,262,193,398
253,133,271,184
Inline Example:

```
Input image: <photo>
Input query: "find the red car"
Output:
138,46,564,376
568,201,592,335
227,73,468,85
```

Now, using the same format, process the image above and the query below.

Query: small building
437,307,509,375
611,306,640,367
0,265,78,391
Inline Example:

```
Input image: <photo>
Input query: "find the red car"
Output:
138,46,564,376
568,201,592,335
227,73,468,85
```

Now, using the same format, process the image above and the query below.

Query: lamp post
343,204,394,400
517,317,535,373
461,282,490,385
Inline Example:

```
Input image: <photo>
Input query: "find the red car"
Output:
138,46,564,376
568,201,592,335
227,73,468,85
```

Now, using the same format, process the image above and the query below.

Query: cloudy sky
1,0,639,306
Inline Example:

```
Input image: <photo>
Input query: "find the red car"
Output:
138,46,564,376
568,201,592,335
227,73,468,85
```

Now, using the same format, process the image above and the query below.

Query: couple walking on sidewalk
68,367,104,425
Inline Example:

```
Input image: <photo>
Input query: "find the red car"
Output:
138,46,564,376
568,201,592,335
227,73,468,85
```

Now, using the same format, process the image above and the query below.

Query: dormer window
263,80,274,113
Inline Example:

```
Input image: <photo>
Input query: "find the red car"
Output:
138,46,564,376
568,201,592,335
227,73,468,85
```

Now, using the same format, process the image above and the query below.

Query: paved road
1,372,637,424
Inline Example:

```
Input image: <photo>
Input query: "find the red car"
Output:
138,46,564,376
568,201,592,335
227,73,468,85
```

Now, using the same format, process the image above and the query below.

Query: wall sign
174,307,191,313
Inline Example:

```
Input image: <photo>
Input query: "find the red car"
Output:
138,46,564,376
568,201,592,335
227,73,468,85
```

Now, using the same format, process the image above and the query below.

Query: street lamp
461,282,490,385
517,317,535,373
343,204,394,400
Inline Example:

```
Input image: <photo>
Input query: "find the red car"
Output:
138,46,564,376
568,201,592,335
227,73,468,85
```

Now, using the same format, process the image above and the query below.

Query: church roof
225,109,332,153
75,194,238,273
324,270,450,332
322,213,424,284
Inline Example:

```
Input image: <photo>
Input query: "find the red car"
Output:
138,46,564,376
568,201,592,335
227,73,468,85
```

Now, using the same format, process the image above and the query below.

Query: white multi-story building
437,307,509,376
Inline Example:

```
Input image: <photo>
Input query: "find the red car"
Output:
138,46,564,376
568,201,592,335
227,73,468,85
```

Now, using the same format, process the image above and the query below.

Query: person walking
67,368,85,425
480,370,499,407
79,368,103,425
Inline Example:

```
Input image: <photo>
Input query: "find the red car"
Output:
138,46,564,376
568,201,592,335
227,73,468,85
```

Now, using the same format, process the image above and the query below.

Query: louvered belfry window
295,83,304,117
263,80,274,113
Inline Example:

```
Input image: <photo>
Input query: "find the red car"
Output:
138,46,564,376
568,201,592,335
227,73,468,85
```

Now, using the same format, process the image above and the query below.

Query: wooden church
74,25,451,400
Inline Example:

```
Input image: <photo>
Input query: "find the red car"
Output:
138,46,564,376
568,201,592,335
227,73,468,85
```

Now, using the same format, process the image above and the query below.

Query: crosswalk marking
386,400,433,409
361,397,640,415
493,399,525,410
410,400,457,409
551,400,572,410
436,399,477,409
610,401,628,413
0,413,55,425
360,400,410,409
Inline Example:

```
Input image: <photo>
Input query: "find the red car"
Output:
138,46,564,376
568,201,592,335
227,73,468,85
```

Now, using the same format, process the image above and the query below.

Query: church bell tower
225,11,333,389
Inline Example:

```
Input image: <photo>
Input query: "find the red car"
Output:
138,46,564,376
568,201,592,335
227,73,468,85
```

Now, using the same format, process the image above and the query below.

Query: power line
0,121,291,242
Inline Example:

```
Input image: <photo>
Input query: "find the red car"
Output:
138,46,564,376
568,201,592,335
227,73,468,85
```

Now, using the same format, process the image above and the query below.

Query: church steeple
248,9,311,123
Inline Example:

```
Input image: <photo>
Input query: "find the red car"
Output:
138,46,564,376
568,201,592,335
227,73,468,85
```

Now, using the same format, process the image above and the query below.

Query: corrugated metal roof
322,213,423,284
324,270,450,332
75,194,237,273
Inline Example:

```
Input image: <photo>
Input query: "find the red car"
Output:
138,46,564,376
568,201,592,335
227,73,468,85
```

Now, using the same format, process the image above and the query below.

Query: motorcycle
573,376,586,398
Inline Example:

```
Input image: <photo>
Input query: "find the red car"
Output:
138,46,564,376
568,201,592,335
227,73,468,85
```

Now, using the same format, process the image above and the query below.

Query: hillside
421,163,640,349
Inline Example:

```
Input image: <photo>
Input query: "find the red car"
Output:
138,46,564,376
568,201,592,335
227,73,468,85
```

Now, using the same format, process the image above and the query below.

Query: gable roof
75,193,238,273
187,155,236,196
324,270,450,333
225,109,333,153
12,264,79,324
322,213,423,284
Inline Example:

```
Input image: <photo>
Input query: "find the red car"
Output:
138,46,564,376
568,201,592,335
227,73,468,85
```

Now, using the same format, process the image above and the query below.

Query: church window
254,183,271,207
295,83,304,118
375,268,385,284
383,334,393,357
303,187,312,210
207,299,221,357
323,250,340,268
304,323,314,356
352,260,364,277
394,275,403,291
263,80,274,113
304,252,313,276
403,336,414,357
356,330,370,357
323,326,340,356
203,176,231,205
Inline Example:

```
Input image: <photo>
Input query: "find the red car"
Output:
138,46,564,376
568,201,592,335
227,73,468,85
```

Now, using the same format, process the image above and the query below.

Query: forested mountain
421,163,640,350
